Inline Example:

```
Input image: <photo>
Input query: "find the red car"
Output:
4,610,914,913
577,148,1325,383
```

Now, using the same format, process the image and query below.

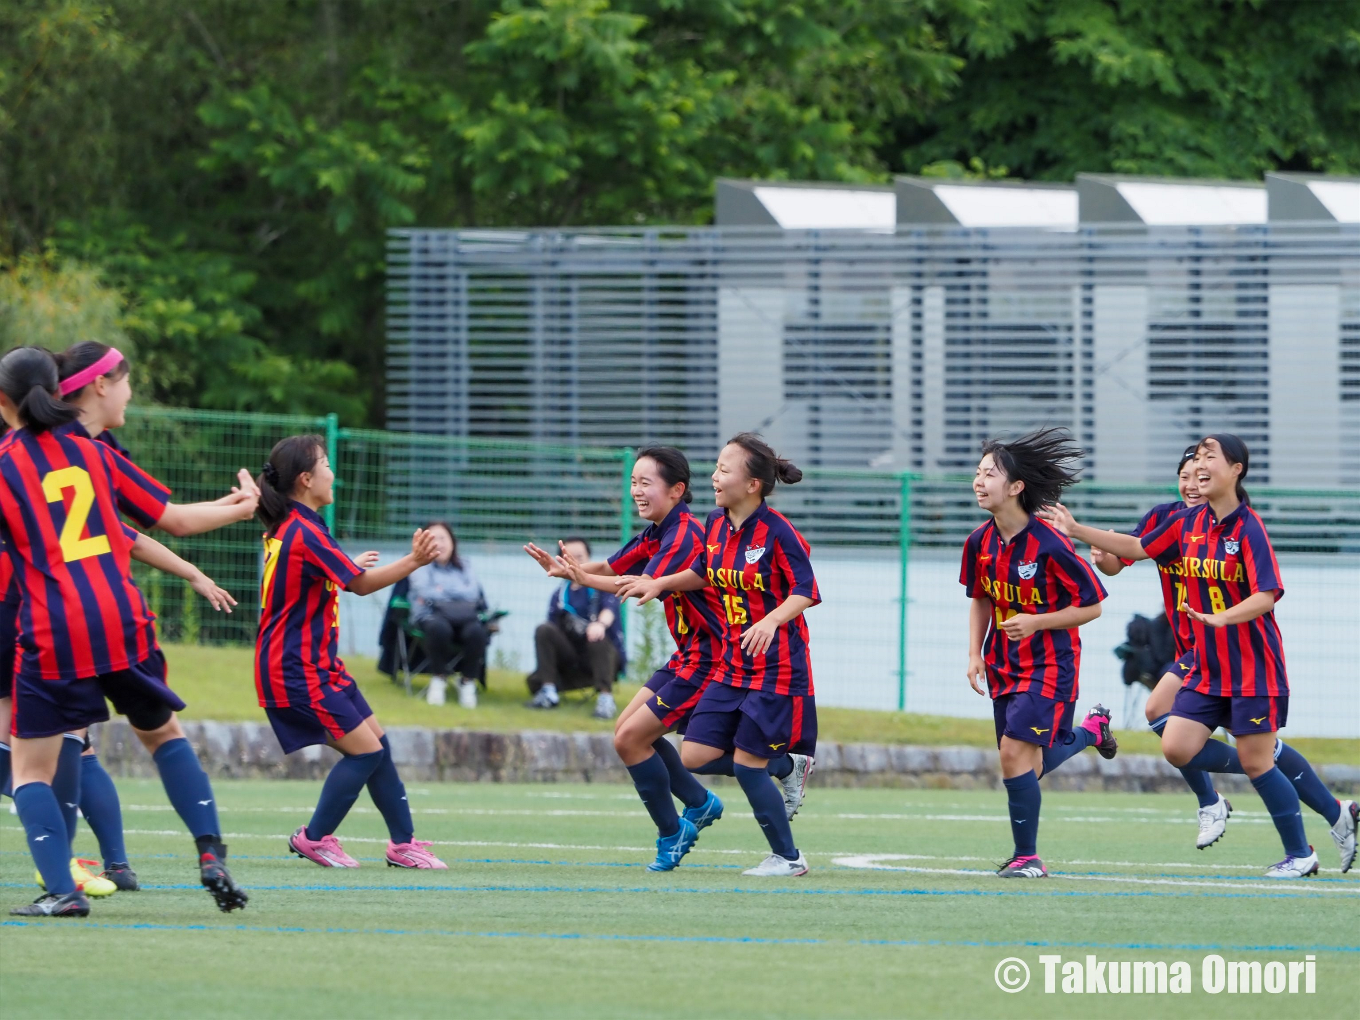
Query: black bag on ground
1113,612,1177,690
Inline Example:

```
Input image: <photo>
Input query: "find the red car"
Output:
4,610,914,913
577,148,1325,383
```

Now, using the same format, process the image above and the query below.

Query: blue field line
0,879,1341,902
2,918,1355,955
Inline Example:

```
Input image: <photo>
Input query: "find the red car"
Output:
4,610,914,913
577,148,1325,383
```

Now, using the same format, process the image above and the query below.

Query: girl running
620,434,819,878
525,447,729,870
960,428,1117,879
0,347,248,916
255,435,447,869
1043,435,1356,875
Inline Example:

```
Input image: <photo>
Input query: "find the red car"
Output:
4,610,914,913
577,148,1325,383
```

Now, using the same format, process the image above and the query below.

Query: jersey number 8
42,466,111,564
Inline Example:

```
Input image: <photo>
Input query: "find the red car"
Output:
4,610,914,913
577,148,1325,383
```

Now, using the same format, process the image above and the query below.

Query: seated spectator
525,537,625,719
410,522,488,709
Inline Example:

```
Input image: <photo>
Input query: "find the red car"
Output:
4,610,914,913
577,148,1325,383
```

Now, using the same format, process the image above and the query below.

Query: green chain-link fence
120,407,1360,736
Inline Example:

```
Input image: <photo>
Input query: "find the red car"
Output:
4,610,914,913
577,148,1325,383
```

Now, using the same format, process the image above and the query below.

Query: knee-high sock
651,738,708,809
627,753,680,838
0,741,11,799
1180,738,1244,775
690,752,792,779
152,738,221,840
366,735,415,845
1002,771,1042,858
734,763,797,860
1040,726,1094,776
53,735,83,847
14,783,75,895
1251,766,1309,859
307,750,383,840
1150,715,1219,809
80,754,128,867
1274,741,1340,826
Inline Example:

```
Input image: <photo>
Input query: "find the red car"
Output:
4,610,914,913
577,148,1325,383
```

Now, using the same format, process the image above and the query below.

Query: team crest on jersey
1224,540,1240,555
745,546,766,565
1017,561,1037,580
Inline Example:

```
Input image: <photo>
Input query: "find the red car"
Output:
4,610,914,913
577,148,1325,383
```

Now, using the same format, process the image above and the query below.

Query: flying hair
980,427,1085,515
727,432,802,498
1196,433,1251,506
257,434,326,534
0,346,79,433
635,446,693,503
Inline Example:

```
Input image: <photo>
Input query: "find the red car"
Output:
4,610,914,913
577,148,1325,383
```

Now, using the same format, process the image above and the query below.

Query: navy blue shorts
643,667,710,735
265,682,374,755
11,649,183,739
1170,686,1288,737
1,598,16,698
684,682,816,759
1164,649,1197,684
992,690,1076,748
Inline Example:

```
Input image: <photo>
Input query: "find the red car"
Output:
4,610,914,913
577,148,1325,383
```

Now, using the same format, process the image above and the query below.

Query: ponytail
0,347,79,433
1197,433,1251,506
635,445,694,503
257,434,325,534
727,432,802,497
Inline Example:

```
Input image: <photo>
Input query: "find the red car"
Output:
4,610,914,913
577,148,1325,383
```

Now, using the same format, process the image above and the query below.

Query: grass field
160,644,1360,763
1,780,1355,1019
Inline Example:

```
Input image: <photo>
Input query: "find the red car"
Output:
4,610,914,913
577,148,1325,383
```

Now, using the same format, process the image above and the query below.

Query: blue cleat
682,790,724,834
647,817,699,872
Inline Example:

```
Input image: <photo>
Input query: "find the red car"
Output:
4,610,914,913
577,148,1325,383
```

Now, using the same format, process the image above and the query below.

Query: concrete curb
88,720,1359,794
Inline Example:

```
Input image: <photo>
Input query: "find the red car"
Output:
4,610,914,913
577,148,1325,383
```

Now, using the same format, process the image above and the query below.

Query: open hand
1186,605,1226,628
410,528,438,566
966,654,987,696
1035,502,1075,535
355,550,381,569
523,543,560,574
739,617,779,657
998,613,1041,642
189,574,237,613
616,575,664,605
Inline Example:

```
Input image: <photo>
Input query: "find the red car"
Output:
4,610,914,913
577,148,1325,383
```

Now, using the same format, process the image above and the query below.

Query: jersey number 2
42,466,111,563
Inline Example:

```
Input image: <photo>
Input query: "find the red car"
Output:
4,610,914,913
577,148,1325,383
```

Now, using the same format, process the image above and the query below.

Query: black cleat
199,843,248,913
10,890,91,917
102,865,140,892
1085,704,1118,759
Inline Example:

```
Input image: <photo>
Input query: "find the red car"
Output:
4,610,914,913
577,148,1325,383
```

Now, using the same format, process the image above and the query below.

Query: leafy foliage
2,0,1356,423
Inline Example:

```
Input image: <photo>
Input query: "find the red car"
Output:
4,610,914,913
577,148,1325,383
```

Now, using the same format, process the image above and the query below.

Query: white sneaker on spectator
425,676,447,706
458,680,478,709
525,683,559,709
593,692,617,719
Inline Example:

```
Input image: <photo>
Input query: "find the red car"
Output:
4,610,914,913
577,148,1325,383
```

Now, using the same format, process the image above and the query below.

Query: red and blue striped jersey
255,501,364,708
960,516,1107,701
0,429,16,607
1124,501,1196,658
1140,503,1287,697
608,502,724,681
0,426,169,680
688,501,820,696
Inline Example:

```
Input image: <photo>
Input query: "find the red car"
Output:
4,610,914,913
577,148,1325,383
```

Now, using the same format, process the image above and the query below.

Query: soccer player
960,428,1118,879
1044,435,1356,876
255,435,448,869
620,433,820,878
526,447,728,870
0,347,248,916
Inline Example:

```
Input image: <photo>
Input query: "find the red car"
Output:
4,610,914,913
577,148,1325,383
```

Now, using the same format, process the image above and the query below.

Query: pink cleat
288,826,360,867
386,839,448,869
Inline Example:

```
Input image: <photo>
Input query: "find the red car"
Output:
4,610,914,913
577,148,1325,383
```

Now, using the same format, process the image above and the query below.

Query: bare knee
680,741,720,771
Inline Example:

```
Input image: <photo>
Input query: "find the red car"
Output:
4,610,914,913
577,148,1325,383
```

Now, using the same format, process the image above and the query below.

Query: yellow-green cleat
36,857,118,898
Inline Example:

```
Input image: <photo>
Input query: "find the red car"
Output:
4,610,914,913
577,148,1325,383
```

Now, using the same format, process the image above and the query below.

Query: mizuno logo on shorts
1030,727,1049,735
1250,716,1267,725
655,696,669,708
769,742,785,750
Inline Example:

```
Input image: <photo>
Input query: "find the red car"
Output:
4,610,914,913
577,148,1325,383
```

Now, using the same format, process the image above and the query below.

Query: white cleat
1195,794,1232,849
1263,847,1318,879
458,680,478,709
742,852,809,878
779,754,813,820
1330,800,1358,873
425,676,447,706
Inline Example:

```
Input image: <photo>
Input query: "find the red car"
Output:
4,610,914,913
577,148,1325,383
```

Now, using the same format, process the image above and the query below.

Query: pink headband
59,349,125,396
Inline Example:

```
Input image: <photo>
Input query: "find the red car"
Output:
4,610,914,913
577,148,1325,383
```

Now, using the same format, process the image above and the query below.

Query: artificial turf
1,780,1354,1019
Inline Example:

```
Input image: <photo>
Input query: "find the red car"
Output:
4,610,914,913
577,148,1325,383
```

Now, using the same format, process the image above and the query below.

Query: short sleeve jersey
689,501,820,696
255,502,364,707
607,501,724,680
1126,500,1195,658
0,426,169,680
960,516,1108,702
1140,503,1287,697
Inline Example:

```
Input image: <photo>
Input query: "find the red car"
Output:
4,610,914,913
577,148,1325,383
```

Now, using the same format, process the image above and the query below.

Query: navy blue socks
734,763,797,860
79,754,128,867
651,737,708,809
1180,738,1244,775
1251,766,1310,858
691,752,792,779
628,753,680,838
0,741,10,798
53,735,83,846
152,737,221,840
307,750,383,840
1040,726,1095,776
1150,714,1220,808
1002,771,1042,858
14,783,75,895
366,735,415,845
1274,741,1340,826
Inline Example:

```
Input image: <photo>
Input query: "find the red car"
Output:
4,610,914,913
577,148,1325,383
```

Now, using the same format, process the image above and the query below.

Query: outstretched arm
347,530,439,596
1038,503,1148,562
131,532,236,612
616,568,707,604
